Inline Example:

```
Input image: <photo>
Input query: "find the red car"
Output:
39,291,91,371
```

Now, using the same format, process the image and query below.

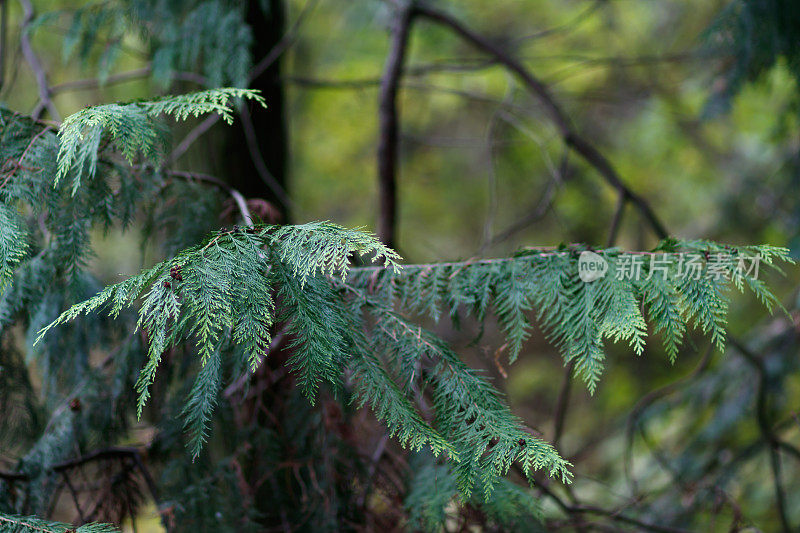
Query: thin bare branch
483,149,566,248
249,0,318,82
377,1,415,248
730,336,793,533
552,361,575,449
48,67,208,95
61,471,87,524
49,67,152,94
165,0,316,170
167,170,253,226
238,105,292,209
624,345,713,496
413,2,668,240
164,114,220,165
19,0,60,121
607,193,626,247
524,467,694,533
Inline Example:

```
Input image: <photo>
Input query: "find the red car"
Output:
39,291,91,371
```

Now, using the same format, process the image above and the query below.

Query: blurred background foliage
1,0,799,530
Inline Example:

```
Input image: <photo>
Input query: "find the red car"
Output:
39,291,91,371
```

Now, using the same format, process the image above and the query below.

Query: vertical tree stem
377,1,415,248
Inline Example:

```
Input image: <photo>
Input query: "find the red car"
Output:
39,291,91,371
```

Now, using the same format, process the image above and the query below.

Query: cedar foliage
0,1,796,531
0,89,791,531
0,514,119,533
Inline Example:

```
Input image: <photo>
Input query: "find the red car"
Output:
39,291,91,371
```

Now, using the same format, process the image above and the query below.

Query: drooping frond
493,259,535,363
348,242,793,393
351,348,456,458
0,203,28,293
56,88,266,192
273,260,351,399
33,217,792,498
35,223,398,454
55,1,252,88
404,454,458,532
182,347,223,459
269,221,402,286
405,452,543,533
366,305,572,496
639,272,686,362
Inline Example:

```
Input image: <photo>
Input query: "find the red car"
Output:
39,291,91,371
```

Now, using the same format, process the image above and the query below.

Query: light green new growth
270,221,402,285
55,88,266,193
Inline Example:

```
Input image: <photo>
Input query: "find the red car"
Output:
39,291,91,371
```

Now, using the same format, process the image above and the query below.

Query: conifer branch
13,146,789,502
55,88,266,193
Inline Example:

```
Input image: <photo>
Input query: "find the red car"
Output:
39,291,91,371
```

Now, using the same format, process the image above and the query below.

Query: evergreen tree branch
56,88,266,193
25,213,791,504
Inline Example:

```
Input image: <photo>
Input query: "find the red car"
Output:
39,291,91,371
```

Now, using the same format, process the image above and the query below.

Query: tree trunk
221,0,290,222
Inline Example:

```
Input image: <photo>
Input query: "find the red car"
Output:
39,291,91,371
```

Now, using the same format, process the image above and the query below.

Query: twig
376,0,415,248
164,114,219,165
624,345,713,496
19,0,60,122
0,515,62,533
49,67,151,94
482,143,567,250
166,169,253,226
606,192,626,247
350,243,688,275
552,361,575,448
525,468,693,533
480,88,513,249
358,435,389,508
249,0,318,82
238,105,292,209
48,66,207,94
223,327,289,400
60,471,87,524
413,2,668,241
129,451,169,532
0,124,52,191
165,0,316,167
287,75,381,90
288,76,537,116
0,447,170,531
729,335,792,533
0,446,141,479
